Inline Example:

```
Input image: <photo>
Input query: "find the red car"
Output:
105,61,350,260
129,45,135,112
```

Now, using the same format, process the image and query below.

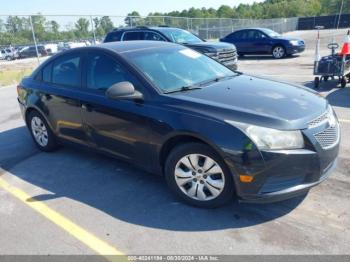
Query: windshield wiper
164,85,202,94
164,74,241,94
198,74,238,87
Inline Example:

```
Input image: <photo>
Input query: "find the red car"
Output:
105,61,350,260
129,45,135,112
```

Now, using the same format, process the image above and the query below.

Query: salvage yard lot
0,29,349,256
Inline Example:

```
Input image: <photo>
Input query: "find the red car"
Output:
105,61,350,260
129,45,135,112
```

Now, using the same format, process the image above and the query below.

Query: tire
272,45,286,59
341,77,347,88
314,77,320,89
28,110,58,152
164,143,235,208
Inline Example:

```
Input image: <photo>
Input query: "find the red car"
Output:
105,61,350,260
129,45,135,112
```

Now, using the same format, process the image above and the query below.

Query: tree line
0,0,349,46
0,15,114,46
143,0,349,19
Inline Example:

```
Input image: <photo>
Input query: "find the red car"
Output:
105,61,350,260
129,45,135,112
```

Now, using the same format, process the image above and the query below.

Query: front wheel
164,143,235,208
272,45,286,59
341,77,347,88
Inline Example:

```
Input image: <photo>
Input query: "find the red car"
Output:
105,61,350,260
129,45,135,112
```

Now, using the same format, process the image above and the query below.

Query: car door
37,51,87,145
232,30,251,53
250,30,272,54
29,47,37,57
80,50,153,167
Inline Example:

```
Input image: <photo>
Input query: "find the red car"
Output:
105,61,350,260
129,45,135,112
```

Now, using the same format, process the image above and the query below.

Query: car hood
183,41,236,53
167,75,327,130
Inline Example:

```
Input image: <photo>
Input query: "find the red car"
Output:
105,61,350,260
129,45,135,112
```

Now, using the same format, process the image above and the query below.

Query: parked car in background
104,26,238,70
19,45,48,59
220,28,305,59
44,43,58,55
17,41,339,208
0,47,19,61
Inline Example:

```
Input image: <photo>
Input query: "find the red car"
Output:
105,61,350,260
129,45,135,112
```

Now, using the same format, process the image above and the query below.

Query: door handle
81,103,92,112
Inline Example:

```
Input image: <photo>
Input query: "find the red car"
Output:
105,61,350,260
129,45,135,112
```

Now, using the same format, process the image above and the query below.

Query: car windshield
262,28,281,37
158,28,202,44
125,46,236,93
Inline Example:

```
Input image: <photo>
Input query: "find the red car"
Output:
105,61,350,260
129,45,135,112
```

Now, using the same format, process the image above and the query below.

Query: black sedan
220,28,305,59
17,41,339,208
19,45,48,59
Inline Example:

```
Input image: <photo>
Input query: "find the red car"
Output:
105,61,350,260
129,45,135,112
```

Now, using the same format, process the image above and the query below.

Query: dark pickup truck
103,26,238,70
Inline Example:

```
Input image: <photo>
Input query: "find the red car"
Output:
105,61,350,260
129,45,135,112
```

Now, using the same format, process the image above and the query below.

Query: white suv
0,48,19,61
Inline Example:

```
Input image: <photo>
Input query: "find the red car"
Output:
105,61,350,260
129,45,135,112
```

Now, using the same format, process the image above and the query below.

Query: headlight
225,120,304,150
290,40,299,46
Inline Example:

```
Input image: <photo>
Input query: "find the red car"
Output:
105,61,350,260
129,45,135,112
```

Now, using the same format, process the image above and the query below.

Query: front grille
217,50,237,64
308,110,329,128
314,125,339,149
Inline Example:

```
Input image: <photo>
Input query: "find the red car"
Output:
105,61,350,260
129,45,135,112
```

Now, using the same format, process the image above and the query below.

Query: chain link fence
0,14,299,62
128,16,299,39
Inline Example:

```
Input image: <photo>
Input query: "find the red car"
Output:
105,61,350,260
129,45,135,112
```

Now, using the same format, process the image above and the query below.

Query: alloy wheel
174,154,225,201
31,116,49,147
272,46,285,59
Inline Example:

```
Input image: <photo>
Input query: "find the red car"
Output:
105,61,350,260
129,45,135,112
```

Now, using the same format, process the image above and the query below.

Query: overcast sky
1,0,264,16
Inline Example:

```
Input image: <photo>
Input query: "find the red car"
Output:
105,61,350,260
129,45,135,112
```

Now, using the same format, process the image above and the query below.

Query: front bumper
286,45,305,55
223,120,339,204
239,159,336,203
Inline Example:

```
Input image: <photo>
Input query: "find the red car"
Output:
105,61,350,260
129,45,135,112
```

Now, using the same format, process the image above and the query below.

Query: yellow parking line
339,119,350,123
0,175,125,261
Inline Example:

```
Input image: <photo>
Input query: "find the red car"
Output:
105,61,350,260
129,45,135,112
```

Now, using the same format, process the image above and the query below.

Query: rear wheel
164,143,235,208
28,111,58,152
272,45,285,59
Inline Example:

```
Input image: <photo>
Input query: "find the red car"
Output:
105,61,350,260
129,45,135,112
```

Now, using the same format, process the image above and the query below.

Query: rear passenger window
123,32,144,41
86,52,132,91
52,54,81,87
233,31,243,39
42,63,52,82
246,30,256,39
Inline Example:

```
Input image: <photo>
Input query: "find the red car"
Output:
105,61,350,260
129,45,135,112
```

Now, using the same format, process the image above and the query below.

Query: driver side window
144,31,166,41
85,52,134,91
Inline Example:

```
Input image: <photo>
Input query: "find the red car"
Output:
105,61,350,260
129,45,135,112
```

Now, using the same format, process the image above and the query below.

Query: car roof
111,26,184,32
235,28,266,31
88,40,180,53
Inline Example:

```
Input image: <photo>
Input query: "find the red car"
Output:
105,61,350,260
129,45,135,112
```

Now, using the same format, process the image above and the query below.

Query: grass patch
0,68,34,87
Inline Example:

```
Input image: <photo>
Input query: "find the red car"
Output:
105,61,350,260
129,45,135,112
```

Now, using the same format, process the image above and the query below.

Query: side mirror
106,81,143,101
